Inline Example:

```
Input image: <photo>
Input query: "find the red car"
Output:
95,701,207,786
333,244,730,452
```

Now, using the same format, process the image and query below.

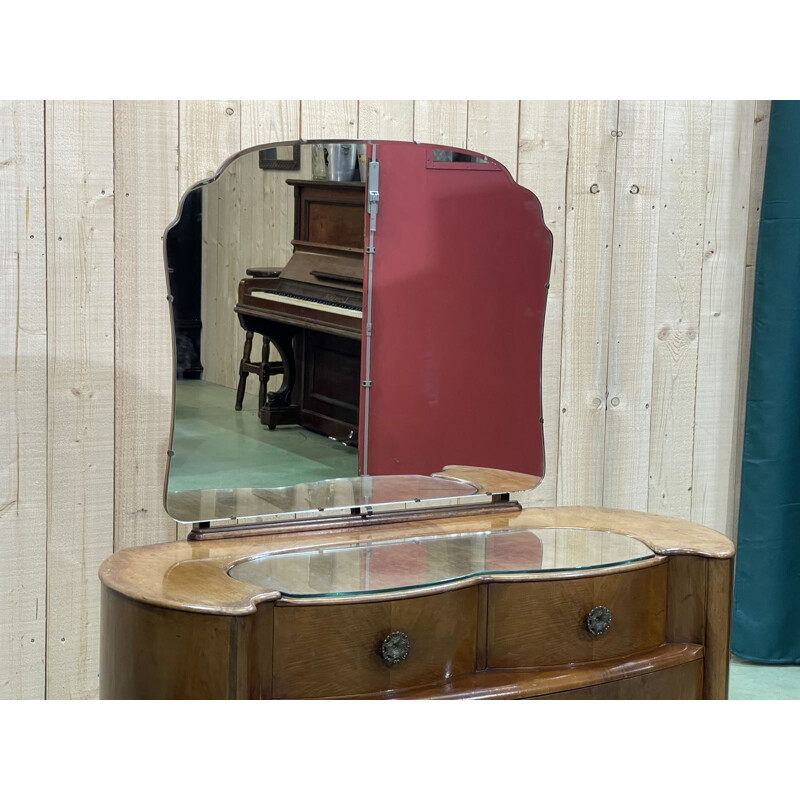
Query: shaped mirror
164,140,552,523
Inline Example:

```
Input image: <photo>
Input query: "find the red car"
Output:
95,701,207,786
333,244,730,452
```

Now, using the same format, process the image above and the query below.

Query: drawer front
529,660,703,700
272,587,478,698
487,562,667,668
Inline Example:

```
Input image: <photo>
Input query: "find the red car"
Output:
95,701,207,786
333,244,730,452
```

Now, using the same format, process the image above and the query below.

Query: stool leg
235,331,253,411
258,337,269,412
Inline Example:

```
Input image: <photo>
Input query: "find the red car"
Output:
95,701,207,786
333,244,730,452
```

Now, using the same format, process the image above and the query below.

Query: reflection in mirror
165,140,551,523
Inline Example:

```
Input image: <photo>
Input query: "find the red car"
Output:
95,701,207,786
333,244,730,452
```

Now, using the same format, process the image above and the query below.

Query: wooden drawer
487,562,667,668
272,587,478,698
530,660,703,700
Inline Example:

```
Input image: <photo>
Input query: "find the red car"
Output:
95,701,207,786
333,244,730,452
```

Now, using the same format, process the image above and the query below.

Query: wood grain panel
647,101,711,519
272,587,478,698
532,659,702,699
704,557,734,699
603,101,665,510
466,100,520,175
665,554,707,644
100,586,237,699
45,101,115,699
357,101,414,140
114,101,178,551
179,100,241,192
300,100,358,139
413,100,468,147
557,101,619,505
240,100,300,149
515,101,570,508
691,101,756,536
0,101,47,699
487,562,667,667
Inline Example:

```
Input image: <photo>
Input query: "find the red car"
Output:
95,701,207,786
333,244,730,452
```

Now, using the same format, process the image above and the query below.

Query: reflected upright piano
235,179,366,444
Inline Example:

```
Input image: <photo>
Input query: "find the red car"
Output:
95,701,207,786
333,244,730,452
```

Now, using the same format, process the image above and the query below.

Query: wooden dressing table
99,496,734,700
99,140,735,699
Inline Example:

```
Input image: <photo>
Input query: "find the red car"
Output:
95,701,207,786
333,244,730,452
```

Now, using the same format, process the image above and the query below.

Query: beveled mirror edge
161,139,550,527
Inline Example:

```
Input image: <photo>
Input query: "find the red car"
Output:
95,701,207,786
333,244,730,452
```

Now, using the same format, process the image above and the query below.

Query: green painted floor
168,380,799,698
729,657,800,699
168,379,358,493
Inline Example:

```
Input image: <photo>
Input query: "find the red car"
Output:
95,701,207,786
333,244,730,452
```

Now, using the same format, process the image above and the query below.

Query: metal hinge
368,160,380,230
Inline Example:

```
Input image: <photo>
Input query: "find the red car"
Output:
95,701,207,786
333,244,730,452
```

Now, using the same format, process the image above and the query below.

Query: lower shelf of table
340,643,704,700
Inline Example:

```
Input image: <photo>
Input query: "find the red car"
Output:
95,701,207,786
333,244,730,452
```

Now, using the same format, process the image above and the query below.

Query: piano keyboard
251,290,363,318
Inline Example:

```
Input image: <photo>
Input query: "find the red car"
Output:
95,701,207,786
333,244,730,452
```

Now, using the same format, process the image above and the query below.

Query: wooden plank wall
0,100,767,699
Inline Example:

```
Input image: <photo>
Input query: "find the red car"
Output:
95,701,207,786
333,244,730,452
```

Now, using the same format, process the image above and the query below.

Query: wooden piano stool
234,330,284,414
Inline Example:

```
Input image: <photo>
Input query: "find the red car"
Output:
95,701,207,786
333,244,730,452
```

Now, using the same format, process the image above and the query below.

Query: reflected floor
729,656,800,699
168,379,359,493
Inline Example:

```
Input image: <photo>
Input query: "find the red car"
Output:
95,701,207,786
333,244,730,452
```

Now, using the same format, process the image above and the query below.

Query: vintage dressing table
99,140,735,700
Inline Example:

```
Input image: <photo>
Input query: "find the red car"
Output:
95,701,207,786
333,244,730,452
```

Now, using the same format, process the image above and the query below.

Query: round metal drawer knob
380,631,410,665
586,605,612,636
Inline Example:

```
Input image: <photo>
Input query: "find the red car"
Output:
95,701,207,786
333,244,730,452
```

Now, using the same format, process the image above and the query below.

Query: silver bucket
324,143,357,181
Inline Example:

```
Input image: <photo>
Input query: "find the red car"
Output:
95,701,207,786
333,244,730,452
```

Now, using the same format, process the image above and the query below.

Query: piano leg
260,330,301,429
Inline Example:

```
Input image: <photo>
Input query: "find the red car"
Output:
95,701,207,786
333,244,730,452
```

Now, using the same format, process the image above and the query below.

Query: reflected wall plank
413,101,468,148
557,101,619,506
691,101,756,536
466,100,520,176
300,101,358,139
516,101,570,507
358,101,414,140
114,101,179,551
0,101,47,699
45,101,115,699
648,101,711,519
603,101,665,511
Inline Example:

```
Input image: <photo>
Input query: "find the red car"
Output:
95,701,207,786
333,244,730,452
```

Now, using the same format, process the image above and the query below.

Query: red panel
359,142,551,478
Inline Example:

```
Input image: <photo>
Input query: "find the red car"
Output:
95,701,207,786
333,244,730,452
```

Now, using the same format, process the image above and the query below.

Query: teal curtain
732,100,800,663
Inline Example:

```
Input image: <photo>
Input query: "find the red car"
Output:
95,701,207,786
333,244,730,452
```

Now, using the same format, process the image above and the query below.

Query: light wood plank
466,100,520,176
648,101,712,520
516,101,570,507
45,100,115,699
114,101,180,551
357,101,414,140
691,100,756,536
731,101,771,543
557,101,619,506
602,100,665,511
0,101,47,699
413,101,468,148
240,101,301,149
300,100,358,139
179,100,241,192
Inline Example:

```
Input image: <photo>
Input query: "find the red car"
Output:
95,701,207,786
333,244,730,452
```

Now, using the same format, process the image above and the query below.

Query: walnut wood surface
487,562,667,667
704,558,734,699
530,660,703,700
99,505,734,700
272,587,478,699
99,506,734,615
352,644,702,699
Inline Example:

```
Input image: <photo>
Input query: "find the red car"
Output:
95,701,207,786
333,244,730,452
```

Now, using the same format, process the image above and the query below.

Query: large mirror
164,140,552,523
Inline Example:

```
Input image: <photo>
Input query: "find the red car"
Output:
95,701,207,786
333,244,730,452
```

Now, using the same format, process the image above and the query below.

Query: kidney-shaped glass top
227,527,656,599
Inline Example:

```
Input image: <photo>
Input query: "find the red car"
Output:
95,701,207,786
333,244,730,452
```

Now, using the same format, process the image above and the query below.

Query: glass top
227,527,655,598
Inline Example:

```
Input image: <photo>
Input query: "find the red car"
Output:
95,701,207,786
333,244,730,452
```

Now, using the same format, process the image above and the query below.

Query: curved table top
100,505,735,616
